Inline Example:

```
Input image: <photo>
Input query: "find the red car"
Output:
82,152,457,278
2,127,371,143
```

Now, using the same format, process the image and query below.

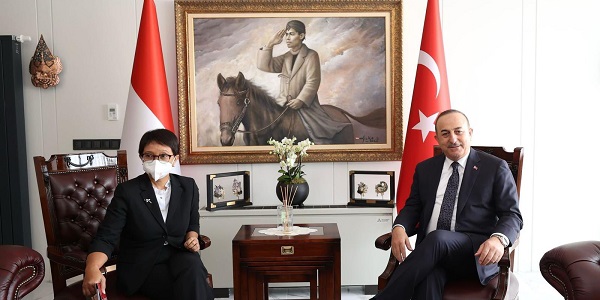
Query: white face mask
142,160,172,181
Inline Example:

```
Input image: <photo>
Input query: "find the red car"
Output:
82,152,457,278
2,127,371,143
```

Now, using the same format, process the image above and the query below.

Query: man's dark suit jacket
393,148,523,284
89,173,201,295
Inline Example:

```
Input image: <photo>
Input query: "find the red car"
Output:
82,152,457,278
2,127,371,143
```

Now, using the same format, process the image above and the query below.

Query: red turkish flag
397,0,451,212
120,0,180,176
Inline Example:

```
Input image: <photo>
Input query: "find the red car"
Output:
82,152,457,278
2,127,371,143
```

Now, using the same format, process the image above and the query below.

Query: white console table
199,205,393,290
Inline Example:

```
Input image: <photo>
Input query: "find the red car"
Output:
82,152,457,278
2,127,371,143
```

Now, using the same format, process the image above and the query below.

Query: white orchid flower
269,136,313,183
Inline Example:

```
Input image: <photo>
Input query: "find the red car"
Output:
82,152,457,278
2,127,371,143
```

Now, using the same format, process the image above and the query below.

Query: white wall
2,0,599,282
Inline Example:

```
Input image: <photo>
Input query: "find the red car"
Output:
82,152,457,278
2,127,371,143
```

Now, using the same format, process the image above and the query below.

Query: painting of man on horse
193,17,389,148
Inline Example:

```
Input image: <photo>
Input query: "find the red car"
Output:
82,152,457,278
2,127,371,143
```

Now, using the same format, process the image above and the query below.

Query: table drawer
237,242,339,259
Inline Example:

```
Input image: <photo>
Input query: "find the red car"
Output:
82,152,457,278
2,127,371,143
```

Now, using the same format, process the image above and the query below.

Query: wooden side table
232,223,341,300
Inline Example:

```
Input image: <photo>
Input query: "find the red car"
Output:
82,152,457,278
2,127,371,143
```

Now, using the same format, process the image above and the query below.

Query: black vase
275,181,309,207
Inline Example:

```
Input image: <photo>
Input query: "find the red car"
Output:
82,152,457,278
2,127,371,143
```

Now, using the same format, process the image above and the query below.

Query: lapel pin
144,198,152,204
473,166,478,170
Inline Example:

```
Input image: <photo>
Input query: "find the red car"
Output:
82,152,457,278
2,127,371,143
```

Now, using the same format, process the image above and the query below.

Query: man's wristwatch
491,233,509,248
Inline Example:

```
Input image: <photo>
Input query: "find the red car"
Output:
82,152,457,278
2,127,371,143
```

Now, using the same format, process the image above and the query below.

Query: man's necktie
437,161,459,230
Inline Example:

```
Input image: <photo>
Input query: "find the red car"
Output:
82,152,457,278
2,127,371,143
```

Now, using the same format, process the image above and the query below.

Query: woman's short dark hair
138,129,179,155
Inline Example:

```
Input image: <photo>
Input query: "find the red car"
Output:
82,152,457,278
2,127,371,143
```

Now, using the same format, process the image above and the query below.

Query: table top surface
232,223,340,243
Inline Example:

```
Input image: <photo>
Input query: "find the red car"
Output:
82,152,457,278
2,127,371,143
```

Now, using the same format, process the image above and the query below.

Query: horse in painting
217,72,385,146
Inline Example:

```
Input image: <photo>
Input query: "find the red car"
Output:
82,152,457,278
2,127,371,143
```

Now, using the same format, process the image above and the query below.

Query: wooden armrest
199,235,211,250
47,246,86,271
374,232,398,292
499,246,511,268
375,232,392,250
492,246,511,300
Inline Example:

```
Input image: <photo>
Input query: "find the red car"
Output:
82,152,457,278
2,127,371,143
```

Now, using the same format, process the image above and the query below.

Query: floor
23,271,563,299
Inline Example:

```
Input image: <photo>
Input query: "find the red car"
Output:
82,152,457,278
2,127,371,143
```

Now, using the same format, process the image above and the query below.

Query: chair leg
49,262,67,295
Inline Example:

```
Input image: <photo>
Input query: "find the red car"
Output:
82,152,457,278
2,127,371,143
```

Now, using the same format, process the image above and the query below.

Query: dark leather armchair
33,151,212,299
374,146,523,300
0,245,45,300
539,241,600,300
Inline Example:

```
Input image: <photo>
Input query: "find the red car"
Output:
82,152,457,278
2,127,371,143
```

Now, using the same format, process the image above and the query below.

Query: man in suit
372,109,523,300
83,129,213,299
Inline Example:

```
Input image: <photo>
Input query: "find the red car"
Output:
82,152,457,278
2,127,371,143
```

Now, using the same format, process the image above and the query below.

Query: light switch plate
107,103,118,121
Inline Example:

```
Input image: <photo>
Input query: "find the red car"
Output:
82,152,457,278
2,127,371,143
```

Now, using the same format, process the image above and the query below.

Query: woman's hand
83,252,109,297
184,236,200,252
266,29,286,49
82,267,105,297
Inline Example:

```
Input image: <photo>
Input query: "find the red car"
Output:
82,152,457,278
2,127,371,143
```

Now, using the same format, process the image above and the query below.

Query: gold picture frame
175,0,403,164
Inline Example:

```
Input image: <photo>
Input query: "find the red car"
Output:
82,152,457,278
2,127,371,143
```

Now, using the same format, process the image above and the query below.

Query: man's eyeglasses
140,153,174,162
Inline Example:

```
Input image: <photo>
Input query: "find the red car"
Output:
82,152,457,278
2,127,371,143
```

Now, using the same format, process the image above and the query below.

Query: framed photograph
348,170,395,207
206,171,251,211
175,0,403,164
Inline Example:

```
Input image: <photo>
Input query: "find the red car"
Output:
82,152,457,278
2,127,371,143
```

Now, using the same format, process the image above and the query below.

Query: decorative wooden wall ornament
29,35,62,88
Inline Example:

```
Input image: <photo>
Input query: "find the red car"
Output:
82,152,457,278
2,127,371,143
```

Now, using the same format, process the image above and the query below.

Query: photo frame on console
175,0,403,164
206,171,251,211
348,170,395,207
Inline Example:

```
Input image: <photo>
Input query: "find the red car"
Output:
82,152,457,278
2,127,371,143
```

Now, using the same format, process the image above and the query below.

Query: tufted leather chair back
47,168,118,254
33,150,128,295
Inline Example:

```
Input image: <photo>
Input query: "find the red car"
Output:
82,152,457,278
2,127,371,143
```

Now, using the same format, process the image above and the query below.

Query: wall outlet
107,103,118,121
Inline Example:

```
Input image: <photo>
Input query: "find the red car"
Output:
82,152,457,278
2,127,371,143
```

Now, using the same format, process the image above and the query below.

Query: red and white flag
397,0,451,212
120,0,180,176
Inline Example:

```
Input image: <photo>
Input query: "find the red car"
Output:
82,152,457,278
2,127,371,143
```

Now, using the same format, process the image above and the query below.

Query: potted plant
268,136,314,207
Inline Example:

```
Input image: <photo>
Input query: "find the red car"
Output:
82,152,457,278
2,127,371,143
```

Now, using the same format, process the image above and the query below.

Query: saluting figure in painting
257,20,352,144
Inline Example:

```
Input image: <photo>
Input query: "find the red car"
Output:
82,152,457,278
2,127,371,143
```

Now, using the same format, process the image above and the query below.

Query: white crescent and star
412,111,439,142
417,50,441,98
411,50,442,142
